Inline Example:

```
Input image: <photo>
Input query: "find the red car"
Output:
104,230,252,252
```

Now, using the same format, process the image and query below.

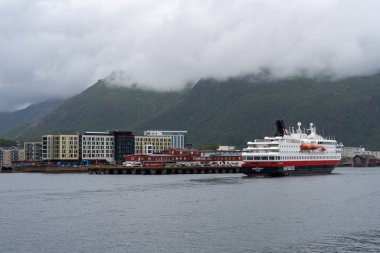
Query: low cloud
1,0,380,111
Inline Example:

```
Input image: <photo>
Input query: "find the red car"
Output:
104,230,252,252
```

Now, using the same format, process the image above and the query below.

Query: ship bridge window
269,156,274,160
261,156,268,160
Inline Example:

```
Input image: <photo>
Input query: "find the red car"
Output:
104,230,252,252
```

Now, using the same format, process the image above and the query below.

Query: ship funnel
275,120,286,137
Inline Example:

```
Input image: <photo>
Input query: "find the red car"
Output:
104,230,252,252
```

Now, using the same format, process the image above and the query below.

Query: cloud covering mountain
1,0,380,111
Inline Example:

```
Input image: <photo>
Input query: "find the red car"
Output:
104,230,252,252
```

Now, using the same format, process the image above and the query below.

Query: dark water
1,167,380,253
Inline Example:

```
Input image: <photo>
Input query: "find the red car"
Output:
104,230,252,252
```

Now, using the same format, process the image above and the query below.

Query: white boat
241,120,343,176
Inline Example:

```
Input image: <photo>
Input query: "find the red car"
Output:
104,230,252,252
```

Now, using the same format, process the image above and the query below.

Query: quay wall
6,165,241,174
15,166,87,173
87,166,241,175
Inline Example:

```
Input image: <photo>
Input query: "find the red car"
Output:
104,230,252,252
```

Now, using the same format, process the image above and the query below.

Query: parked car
122,161,142,167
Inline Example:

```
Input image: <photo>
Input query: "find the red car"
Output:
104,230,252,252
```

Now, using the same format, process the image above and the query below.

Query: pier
5,164,242,174
87,165,241,175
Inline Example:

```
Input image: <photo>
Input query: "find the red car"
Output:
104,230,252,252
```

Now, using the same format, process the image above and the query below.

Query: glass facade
111,131,135,164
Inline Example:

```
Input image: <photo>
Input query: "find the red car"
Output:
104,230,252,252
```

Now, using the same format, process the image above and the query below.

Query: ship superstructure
241,120,342,176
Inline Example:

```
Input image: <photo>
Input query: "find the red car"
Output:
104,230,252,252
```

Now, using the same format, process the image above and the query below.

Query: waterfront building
363,150,380,159
110,131,134,164
0,146,24,166
81,132,115,164
144,130,187,149
342,147,366,158
42,135,80,161
24,142,42,161
125,148,242,167
340,146,380,166
2,149,12,166
134,136,171,154
0,148,4,165
16,148,25,162
353,155,380,167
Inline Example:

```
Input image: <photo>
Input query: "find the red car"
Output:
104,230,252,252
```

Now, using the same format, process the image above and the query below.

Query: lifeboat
310,144,318,150
300,143,312,150
300,143,326,152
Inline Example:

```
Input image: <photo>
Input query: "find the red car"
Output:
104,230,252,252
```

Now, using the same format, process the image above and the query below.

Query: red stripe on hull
242,160,339,168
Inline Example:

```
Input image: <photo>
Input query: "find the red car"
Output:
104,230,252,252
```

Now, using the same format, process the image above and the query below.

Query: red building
162,148,203,156
124,149,242,167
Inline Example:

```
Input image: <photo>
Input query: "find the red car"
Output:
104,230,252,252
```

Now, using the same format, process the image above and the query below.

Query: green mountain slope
137,75,380,149
6,80,183,140
0,99,62,135
6,74,380,150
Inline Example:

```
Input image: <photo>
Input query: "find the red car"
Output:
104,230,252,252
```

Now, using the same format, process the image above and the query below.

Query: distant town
0,130,242,173
1,129,380,172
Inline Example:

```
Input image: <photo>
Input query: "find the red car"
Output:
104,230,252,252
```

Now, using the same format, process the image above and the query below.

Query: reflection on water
0,167,380,253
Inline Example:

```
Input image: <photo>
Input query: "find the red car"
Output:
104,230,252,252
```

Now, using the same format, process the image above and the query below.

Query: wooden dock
87,165,241,175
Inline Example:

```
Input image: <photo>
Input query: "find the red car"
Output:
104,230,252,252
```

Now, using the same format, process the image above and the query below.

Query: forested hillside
6,74,380,149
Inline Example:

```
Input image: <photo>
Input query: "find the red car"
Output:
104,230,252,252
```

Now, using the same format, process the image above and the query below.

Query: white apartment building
81,132,115,163
143,130,187,149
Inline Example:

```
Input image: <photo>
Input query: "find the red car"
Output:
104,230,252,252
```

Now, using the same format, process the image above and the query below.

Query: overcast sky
1,0,380,112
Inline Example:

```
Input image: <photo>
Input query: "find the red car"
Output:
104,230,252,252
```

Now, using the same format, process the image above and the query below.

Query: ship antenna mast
297,122,302,133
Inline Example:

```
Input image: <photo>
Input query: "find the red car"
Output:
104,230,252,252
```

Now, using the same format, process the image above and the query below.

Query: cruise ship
241,120,343,176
